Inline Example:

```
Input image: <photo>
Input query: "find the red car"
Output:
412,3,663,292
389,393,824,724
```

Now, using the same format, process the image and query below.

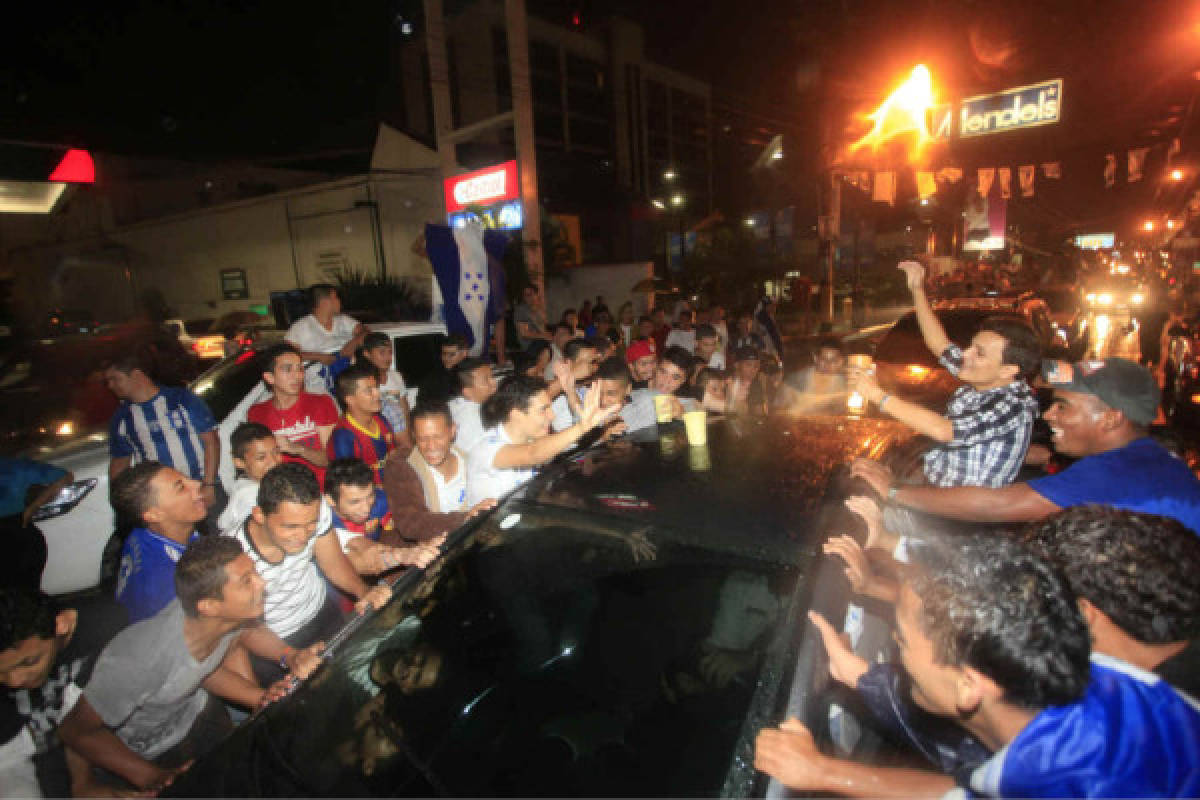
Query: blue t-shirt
958,656,1200,798
115,528,199,624
109,387,217,481
0,457,67,518
1028,437,1200,534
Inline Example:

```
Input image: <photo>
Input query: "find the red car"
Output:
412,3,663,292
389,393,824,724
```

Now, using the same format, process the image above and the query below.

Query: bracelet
878,392,890,411
278,646,294,671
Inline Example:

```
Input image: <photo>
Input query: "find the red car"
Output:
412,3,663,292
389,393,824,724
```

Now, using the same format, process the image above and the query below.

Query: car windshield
166,499,806,797
189,350,271,421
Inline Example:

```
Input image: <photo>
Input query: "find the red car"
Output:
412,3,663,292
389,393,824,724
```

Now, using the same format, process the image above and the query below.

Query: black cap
1042,358,1160,426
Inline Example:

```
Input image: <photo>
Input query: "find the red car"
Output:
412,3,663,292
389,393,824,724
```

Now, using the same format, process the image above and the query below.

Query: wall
544,261,654,323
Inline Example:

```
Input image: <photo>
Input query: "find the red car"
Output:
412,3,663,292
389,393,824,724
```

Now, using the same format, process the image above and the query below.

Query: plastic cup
654,393,674,423
688,444,712,471
683,409,707,445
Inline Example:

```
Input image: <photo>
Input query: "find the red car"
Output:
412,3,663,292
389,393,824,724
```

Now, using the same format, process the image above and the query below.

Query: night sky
3,0,1198,236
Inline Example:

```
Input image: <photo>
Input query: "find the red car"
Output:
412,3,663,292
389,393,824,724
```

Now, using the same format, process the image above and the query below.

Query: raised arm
898,261,950,357
492,385,619,469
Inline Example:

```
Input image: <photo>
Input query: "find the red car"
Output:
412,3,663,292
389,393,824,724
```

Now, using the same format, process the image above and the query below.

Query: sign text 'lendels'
443,160,519,213
959,79,1062,137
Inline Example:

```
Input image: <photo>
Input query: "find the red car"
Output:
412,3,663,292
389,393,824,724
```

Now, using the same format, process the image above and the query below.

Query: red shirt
247,392,339,486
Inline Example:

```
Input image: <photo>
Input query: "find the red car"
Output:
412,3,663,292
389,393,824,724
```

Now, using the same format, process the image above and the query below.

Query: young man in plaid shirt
850,260,1041,489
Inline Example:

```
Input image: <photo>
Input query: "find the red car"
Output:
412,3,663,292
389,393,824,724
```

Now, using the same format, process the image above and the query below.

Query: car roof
520,414,913,560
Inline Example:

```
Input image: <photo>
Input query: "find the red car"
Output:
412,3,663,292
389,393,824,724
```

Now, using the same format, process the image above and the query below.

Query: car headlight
55,420,74,437
1086,292,1097,304
1097,293,1113,306
32,478,98,522
1131,293,1145,305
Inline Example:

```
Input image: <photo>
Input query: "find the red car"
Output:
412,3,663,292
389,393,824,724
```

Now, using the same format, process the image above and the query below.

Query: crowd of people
2,275,1200,796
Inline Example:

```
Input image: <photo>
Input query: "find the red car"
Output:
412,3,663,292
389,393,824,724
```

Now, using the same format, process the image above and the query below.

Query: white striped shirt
226,521,328,638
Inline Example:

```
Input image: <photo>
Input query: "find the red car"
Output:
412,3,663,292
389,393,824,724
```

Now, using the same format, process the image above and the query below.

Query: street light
1144,220,1156,232
651,198,666,210
1171,168,1185,182
663,169,677,182
1168,219,1177,230
671,193,685,208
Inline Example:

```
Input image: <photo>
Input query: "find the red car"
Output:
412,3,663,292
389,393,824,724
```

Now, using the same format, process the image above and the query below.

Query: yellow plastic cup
688,444,712,471
683,409,708,445
654,393,674,423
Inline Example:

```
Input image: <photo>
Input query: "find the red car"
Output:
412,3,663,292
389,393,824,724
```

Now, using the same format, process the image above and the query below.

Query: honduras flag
426,222,509,357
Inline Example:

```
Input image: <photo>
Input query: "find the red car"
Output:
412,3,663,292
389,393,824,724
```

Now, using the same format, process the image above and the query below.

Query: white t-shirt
226,520,328,638
664,328,697,353
431,454,468,512
466,426,535,507
218,477,332,536
378,367,408,433
285,313,359,393
706,351,726,370
449,396,486,452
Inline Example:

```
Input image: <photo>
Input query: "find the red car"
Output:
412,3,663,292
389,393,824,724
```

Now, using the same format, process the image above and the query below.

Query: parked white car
34,321,449,596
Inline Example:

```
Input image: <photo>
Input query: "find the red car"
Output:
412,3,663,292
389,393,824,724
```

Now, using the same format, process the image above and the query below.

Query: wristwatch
887,485,899,502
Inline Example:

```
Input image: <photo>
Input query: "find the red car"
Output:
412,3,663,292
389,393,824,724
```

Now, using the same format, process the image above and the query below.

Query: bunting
937,167,963,184
916,171,937,199
1018,165,1035,197
872,171,896,205
977,168,995,198
1128,147,1149,183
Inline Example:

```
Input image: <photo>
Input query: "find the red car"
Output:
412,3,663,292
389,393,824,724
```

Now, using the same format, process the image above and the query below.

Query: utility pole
422,0,457,177
506,0,544,302
825,171,840,322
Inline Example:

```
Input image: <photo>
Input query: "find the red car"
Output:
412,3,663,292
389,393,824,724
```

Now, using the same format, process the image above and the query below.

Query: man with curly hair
756,534,1200,797
1025,505,1200,695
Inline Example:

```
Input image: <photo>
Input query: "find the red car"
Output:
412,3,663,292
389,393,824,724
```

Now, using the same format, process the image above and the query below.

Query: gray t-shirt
513,303,545,349
84,600,237,759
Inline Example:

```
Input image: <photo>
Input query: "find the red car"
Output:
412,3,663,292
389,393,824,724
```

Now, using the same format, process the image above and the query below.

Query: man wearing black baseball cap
852,357,1200,533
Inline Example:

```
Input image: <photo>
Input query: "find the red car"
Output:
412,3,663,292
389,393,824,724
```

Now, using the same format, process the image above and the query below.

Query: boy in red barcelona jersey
327,366,397,486
247,344,338,487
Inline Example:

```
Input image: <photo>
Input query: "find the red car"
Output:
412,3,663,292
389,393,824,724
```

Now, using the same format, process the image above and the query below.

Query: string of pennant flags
845,162,1062,206
846,137,1184,207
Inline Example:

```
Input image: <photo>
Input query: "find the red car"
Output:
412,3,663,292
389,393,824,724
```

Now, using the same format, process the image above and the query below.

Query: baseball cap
625,338,657,364
1042,358,1160,426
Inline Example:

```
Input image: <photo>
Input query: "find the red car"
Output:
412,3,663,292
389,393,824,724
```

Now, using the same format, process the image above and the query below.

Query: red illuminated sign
443,160,518,213
48,149,95,184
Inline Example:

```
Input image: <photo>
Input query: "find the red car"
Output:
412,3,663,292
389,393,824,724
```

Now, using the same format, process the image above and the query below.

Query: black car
167,414,923,797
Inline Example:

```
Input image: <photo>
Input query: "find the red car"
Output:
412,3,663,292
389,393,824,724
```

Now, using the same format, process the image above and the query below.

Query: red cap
625,338,657,364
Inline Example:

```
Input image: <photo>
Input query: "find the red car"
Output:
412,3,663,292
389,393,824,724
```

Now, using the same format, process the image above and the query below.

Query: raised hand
808,611,868,688
898,260,926,292
845,495,884,549
822,535,875,595
849,458,893,498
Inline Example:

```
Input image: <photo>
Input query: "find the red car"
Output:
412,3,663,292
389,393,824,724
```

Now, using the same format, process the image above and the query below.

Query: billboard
1074,233,1115,250
443,160,519,213
959,79,1062,137
443,160,522,231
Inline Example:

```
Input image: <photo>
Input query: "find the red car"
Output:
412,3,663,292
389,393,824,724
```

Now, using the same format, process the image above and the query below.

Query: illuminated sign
443,160,518,213
448,199,523,231
959,79,1062,137
1075,233,1115,250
